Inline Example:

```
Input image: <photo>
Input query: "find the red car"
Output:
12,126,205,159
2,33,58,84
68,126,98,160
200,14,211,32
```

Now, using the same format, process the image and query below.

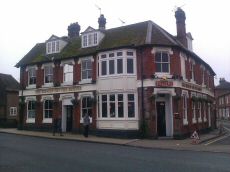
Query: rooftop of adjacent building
0,73,20,91
216,78,230,90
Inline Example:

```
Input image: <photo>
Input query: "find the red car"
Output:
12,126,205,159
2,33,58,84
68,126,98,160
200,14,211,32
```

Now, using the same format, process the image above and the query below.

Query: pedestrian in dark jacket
83,114,90,137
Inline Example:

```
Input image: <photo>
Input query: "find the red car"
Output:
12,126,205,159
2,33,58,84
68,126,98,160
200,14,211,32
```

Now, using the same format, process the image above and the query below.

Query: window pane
101,61,107,75
118,94,124,118
118,94,123,101
155,53,161,62
109,60,115,74
128,94,134,101
162,63,169,73
102,102,107,117
128,102,135,118
101,54,106,58
109,53,114,57
117,59,123,74
127,51,133,56
110,102,115,118
162,53,169,62
102,95,107,101
127,59,134,74
110,94,115,101
82,71,87,80
117,52,123,56
156,63,161,72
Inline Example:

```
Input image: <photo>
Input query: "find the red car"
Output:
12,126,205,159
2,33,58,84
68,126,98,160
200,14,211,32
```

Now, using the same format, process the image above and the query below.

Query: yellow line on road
204,135,230,146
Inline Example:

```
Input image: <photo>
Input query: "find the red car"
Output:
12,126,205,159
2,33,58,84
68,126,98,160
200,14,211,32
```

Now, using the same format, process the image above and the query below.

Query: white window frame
61,60,75,85
82,32,98,48
46,40,60,54
9,107,17,116
26,66,37,88
98,49,136,77
25,96,36,123
155,51,170,74
198,102,202,123
182,90,188,125
98,92,137,120
208,103,211,127
81,96,93,122
203,102,207,122
78,57,93,84
43,99,53,123
41,95,54,123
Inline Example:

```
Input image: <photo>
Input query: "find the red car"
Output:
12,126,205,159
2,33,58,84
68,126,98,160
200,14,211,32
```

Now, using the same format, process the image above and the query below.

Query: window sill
97,118,138,121
42,119,52,123
154,73,171,79
26,85,36,89
79,79,92,84
198,118,202,123
26,119,35,123
42,83,54,88
183,119,188,125
192,118,197,124
61,82,73,86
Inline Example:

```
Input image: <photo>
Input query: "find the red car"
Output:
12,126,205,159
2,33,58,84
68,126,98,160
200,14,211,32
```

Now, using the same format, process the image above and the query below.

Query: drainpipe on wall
140,48,146,137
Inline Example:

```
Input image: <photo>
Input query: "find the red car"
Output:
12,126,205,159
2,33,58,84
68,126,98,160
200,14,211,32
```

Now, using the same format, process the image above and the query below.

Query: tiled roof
0,73,20,91
15,21,215,75
216,80,230,89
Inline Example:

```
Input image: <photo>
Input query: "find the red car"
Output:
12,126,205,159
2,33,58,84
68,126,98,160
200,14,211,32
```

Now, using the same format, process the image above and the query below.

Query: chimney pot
98,14,106,30
68,22,81,38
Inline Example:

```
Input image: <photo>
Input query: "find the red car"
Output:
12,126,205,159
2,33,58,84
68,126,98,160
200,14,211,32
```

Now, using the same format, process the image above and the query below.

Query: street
0,133,230,172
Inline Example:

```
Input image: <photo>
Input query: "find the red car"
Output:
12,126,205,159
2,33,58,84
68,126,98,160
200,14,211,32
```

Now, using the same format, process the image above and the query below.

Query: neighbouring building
16,8,215,138
0,73,20,127
215,78,230,120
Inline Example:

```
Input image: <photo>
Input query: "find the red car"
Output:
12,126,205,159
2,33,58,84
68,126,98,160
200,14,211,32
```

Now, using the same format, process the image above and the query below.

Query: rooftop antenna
118,18,125,25
172,4,186,12
95,4,101,15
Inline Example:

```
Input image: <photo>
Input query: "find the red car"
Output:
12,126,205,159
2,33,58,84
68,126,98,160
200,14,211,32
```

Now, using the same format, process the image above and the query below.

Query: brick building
16,8,215,138
215,78,230,120
0,73,20,127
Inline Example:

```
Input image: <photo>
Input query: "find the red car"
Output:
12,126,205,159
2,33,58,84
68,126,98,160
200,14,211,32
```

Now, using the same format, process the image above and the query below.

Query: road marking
223,126,230,132
204,135,230,146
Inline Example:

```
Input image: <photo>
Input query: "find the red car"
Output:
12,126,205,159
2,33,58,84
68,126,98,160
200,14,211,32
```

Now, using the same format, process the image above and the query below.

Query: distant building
215,78,230,120
0,73,20,127
16,8,215,138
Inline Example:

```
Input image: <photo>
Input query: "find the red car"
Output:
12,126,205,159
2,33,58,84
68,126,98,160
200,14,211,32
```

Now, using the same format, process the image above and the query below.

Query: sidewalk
0,128,229,153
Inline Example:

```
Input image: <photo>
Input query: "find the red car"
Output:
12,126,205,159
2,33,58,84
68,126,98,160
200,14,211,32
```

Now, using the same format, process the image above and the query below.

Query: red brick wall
170,49,181,76
6,91,18,120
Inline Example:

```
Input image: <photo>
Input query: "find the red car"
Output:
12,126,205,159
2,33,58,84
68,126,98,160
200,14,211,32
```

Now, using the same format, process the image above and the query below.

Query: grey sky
0,0,229,84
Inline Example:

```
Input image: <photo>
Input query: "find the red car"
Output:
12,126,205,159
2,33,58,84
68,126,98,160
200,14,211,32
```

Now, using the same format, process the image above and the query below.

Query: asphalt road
213,120,230,145
0,133,230,172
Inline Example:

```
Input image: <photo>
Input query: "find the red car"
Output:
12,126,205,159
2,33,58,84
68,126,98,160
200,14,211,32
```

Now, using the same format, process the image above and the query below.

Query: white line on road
204,135,230,146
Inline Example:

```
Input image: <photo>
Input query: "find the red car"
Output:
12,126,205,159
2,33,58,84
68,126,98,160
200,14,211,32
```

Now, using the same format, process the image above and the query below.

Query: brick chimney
68,22,80,38
175,8,187,47
98,14,106,30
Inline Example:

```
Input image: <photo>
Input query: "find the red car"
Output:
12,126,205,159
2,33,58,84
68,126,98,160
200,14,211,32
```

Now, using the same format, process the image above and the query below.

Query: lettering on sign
156,80,173,87
182,82,202,91
36,86,81,95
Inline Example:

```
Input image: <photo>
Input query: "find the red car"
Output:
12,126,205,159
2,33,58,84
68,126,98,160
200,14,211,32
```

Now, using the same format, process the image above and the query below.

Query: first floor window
117,59,123,74
99,93,136,119
44,65,53,83
28,67,36,85
101,61,107,76
82,59,92,80
28,101,36,119
155,51,170,73
63,64,73,82
44,100,53,119
10,107,17,116
127,58,134,74
82,97,92,118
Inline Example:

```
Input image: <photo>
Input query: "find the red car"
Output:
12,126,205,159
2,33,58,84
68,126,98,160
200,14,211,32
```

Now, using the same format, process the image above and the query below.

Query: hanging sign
156,80,173,87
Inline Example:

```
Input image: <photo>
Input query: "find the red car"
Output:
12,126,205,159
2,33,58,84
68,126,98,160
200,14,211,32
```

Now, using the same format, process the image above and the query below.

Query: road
0,133,230,172
211,120,230,145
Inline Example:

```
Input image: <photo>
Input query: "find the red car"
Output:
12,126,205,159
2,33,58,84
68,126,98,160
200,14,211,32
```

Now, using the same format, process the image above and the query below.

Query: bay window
99,93,136,119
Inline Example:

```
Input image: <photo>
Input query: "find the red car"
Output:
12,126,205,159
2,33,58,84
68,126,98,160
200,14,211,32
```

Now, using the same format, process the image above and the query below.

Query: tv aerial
172,4,186,12
118,18,125,25
95,4,101,15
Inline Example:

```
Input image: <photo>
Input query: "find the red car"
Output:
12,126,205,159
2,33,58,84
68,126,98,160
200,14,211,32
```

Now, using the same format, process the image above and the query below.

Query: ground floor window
182,92,188,125
9,107,17,116
98,93,136,119
44,100,53,120
81,96,92,118
203,102,207,122
192,101,196,123
198,102,202,123
27,101,36,122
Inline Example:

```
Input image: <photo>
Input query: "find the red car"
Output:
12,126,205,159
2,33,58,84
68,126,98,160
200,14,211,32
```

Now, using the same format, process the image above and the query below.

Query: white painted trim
26,119,35,123
151,47,173,55
59,93,75,101
78,56,94,64
26,65,38,72
41,95,54,102
60,59,75,66
42,118,52,123
25,96,36,102
153,88,176,96
77,92,94,100
41,62,55,69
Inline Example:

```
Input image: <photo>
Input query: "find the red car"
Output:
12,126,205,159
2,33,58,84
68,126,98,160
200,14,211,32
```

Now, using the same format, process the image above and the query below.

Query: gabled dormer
81,26,104,48
46,35,67,54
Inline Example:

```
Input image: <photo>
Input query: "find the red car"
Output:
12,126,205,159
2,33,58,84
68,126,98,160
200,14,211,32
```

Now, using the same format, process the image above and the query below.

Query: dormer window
46,40,60,54
82,32,98,48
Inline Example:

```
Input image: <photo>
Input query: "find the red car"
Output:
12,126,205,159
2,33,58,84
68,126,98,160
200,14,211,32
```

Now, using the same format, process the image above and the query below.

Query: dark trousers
84,125,89,137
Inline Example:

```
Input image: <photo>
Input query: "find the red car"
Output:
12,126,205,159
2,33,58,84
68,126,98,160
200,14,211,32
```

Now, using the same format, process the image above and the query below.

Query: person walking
83,113,90,137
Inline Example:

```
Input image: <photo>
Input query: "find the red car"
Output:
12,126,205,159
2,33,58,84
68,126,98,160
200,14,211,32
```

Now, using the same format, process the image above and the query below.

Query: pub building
16,8,215,138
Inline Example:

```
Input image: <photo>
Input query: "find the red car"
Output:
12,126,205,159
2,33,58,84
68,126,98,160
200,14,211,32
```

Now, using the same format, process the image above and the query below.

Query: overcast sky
0,0,229,85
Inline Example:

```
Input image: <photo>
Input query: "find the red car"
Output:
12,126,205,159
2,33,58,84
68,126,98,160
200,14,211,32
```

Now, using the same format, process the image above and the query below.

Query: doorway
156,101,166,137
65,105,73,132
